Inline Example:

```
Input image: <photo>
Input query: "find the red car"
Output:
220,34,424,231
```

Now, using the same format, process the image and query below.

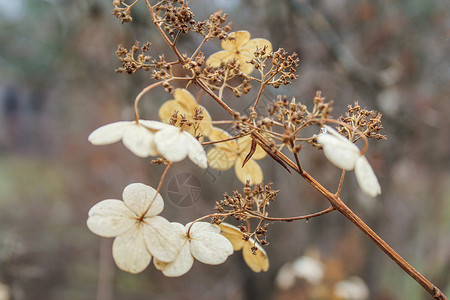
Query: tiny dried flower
88,120,207,168
87,183,184,274
207,128,266,184
154,222,233,277
219,222,269,272
206,31,272,74
158,88,213,138
317,126,381,197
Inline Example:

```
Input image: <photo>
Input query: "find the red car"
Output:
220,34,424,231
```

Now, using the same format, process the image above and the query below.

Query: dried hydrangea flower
158,88,214,138
89,120,207,168
207,127,266,184
219,222,269,272
206,30,272,74
154,222,233,277
87,183,184,274
317,125,381,197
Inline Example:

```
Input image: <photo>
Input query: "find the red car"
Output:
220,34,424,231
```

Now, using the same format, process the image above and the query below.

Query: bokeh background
0,0,449,299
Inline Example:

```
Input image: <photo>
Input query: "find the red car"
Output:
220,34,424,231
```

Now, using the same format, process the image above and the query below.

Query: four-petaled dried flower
88,120,207,168
207,128,266,184
219,223,269,272
206,31,272,74
154,222,233,277
87,183,184,274
317,125,381,197
159,88,214,138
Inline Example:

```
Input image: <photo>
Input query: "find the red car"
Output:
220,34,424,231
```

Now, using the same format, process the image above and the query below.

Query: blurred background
0,0,449,299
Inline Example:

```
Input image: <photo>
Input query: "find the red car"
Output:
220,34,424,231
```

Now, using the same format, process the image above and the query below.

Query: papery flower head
207,128,266,184
153,222,233,277
219,222,269,272
159,88,214,138
317,125,381,197
88,120,207,168
206,30,272,74
86,183,184,274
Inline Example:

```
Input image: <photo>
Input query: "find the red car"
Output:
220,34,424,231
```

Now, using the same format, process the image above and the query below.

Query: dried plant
86,1,447,299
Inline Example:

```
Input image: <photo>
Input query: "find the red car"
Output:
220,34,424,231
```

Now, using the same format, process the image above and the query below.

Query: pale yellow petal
240,38,273,57
242,240,269,272
112,226,151,274
158,100,184,123
207,147,236,171
222,31,251,50
235,157,263,185
207,127,239,152
218,223,246,251
206,50,234,68
173,88,198,108
236,55,255,74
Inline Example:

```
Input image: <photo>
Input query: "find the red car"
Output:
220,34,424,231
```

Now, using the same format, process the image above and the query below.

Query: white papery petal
122,124,156,157
355,156,381,197
88,121,130,145
122,183,164,217
112,226,152,274
139,120,172,131
186,222,221,235
154,127,189,162
317,134,360,170
143,216,185,262
87,199,136,238
190,232,233,265
154,242,194,277
185,133,208,169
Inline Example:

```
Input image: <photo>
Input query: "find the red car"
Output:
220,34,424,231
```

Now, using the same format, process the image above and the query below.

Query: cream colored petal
88,121,131,145
236,56,255,74
240,38,273,57
207,147,236,171
218,223,246,251
317,134,360,170
222,31,251,50
355,156,381,197
173,88,198,108
190,231,233,265
235,157,263,185
206,50,234,68
112,226,151,274
186,222,221,235
143,216,185,262
87,199,136,238
185,132,208,169
242,240,269,272
154,241,193,277
154,127,189,162
236,136,266,159
138,119,172,131
121,123,157,158
122,183,164,217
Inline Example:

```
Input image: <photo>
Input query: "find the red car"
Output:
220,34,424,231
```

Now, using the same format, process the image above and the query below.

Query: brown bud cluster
115,41,152,74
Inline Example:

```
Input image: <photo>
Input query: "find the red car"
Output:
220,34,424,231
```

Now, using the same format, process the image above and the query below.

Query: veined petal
154,127,189,162
222,31,251,50
185,133,208,169
186,222,221,235
87,199,136,237
112,225,151,274
235,157,263,185
122,183,164,217
207,147,236,171
158,100,184,123
122,124,157,157
143,216,185,262
173,88,198,108
154,241,193,277
236,55,255,74
208,127,239,152
317,134,360,170
242,239,269,272
190,231,233,265
88,121,131,145
206,50,234,68
355,156,381,197
240,38,273,57
218,223,246,251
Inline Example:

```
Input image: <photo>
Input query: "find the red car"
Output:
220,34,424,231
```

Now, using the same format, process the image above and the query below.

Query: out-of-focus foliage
0,0,448,299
